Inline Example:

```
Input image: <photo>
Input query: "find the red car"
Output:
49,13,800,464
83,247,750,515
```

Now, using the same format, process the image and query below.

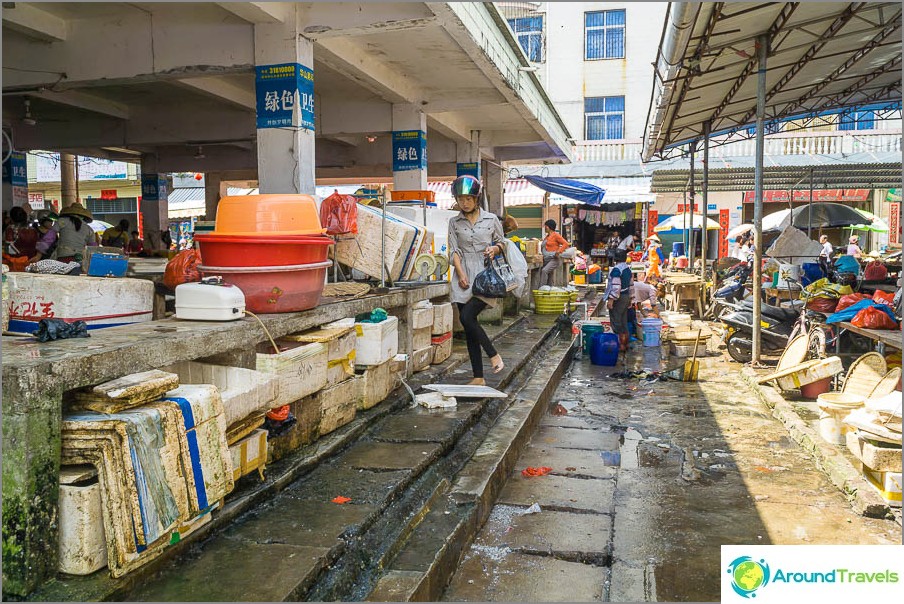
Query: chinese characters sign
392,130,427,172
742,189,870,203
647,210,658,236
3,151,28,206
255,63,315,130
889,203,900,246
456,162,479,178
141,175,167,202
719,209,730,257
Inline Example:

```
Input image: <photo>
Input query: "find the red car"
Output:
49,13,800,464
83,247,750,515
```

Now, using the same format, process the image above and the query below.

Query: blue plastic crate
87,252,128,277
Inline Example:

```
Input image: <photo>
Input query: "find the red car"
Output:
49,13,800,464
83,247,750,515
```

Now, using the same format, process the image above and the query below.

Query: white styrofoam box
432,302,453,335
161,361,278,427
385,206,458,257
863,469,902,507
334,204,429,281
175,281,245,321
256,341,328,406
774,356,843,391
354,316,399,366
318,378,359,435
412,305,434,330
431,334,453,365
413,326,432,352
58,467,108,575
6,272,154,332
846,431,902,473
356,358,400,410
326,353,355,387
229,429,267,482
332,330,356,362
411,346,434,372
391,353,409,377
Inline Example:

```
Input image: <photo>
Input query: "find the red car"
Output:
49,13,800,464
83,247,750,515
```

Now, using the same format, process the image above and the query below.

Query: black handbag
472,258,508,298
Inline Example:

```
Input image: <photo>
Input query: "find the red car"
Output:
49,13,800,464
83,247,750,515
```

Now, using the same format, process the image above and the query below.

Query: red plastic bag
806,297,838,314
163,249,202,290
873,290,895,305
266,405,290,422
863,261,888,282
851,306,899,330
521,466,552,477
319,191,358,236
836,293,870,312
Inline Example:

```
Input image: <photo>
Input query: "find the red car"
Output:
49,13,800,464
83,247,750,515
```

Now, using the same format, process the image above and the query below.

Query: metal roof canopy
643,2,903,161
650,162,903,192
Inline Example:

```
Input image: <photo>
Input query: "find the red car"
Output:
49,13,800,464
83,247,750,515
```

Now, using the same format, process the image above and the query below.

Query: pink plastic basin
195,233,332,267
198,260,331,314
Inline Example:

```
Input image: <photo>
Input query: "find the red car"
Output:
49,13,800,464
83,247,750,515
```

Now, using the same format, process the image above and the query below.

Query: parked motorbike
704,261,752,319
721,298,800,363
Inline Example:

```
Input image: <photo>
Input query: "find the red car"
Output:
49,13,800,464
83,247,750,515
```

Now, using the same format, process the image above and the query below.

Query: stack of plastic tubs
195,195,333,313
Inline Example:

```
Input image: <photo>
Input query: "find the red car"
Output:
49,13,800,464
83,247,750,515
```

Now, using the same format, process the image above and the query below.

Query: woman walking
448,175,505,385
540,219,569,287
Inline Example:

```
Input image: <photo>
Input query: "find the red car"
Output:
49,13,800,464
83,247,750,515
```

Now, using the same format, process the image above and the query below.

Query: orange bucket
214,194,325,236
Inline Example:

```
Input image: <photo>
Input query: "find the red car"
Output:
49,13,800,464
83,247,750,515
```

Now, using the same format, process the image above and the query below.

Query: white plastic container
413,326,432,351
817,392,865,445
412,304,434,330
58,466,108,575
162,361,278,427
432,303,453,335
175,280,246,321
354,316,399,366
6,272,153,332
256,341,328,406
775,263,802,290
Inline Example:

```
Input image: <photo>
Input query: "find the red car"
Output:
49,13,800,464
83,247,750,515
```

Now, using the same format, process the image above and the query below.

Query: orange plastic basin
214,195,326,236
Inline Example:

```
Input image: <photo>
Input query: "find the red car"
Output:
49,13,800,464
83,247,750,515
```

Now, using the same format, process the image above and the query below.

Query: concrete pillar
254,10,316,194
391,104,427,191
483,159,504,217
140,155,168,249
456,132,480,179
204,172,223,221
60,153,77,208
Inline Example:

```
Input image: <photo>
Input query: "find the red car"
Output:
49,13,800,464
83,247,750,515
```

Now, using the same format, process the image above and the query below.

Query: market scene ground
2,1,903,602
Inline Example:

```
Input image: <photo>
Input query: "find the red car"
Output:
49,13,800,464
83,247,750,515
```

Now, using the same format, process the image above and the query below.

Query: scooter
720,298,802,363
706,262,752,319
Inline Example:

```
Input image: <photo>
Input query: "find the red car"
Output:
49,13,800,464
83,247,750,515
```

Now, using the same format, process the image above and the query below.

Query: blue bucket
672,242,686,257
641,318,663,347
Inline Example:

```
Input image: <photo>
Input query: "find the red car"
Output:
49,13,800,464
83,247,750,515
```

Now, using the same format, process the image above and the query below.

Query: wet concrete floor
443,342,901,602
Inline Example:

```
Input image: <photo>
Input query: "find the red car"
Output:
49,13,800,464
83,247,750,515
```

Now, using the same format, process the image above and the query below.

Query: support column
702,121,710,263
752,35,768,364
391,104,427,191
483,159,504,217
140,155,169,251
60,153,78,208
255,8,316,194
688,143,696,273
204,172,223,221
456,131,481,179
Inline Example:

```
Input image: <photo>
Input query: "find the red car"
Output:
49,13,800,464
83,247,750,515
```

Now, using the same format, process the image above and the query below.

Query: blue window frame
747,122,784,136
839,110,875,131
585,10,625,60
507,16,544,63
585,96,625,140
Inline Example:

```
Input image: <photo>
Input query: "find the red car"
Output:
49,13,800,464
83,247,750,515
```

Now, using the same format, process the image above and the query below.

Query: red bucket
199,260,331,314
800,377,832,399
195,233,332,267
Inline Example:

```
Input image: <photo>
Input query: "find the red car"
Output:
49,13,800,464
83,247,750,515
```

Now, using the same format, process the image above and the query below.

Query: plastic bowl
214,195,326,235
195,233,332,267
199,261,331,314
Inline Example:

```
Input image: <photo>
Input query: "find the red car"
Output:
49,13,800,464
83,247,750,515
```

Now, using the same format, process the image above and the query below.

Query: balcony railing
572,130,902,163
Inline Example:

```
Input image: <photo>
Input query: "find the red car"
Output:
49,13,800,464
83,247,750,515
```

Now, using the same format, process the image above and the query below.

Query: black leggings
457,299,498,379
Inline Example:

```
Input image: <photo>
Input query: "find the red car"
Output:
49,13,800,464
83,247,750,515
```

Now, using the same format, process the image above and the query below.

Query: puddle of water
619,427,642,469
600,451,621,466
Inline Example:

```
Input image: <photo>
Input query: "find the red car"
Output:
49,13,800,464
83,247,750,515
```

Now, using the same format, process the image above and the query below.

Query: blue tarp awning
523,175,606,206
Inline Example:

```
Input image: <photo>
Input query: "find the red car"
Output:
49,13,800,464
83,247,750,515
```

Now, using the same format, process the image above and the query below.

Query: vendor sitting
633,275,662,318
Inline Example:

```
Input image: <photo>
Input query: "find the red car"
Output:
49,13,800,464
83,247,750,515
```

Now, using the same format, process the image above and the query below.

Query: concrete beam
315,37,416,104
174,77,256,111
1,2,68,42
427,113,473,144
216,2,286,24
302,17,437,39
30,89,130,120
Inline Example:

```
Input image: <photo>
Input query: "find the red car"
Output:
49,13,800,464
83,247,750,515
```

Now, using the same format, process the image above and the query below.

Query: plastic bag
806,297,838,314
851,305,899,330
319,191,358,236
836,293,871,312
863,261,888,282
163,249,203,290
32,318,90,342
561,247,577,260
503,239,528,298
802,278,853,300
472,260,508,298
873,290,895,305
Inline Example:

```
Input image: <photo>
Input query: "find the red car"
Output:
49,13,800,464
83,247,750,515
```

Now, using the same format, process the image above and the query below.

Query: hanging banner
27,192,45,210
719,209,730,257
889,202,900,245
101,189,118,200
742,189,870,203
456,162,480,178
392,130,427,172
3,151,28,207
886,189,901,203
647,210,658,236
141,175,167,202
255,63,315,130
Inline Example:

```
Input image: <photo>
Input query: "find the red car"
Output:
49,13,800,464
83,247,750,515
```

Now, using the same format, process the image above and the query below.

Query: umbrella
726,223,753,239
763,203,871,232
88,220,114,234
653,213,720,233
850,209,889,233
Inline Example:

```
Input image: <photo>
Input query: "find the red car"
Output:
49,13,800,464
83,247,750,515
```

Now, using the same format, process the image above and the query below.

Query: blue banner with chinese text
392,130,427,172
255,63,315,130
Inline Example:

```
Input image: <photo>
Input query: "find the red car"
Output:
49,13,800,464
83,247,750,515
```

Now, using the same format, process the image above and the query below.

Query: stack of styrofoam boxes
847,431,902,508
411,301,435,372
316,318,361,435
431,302,454,365
354,315,400,410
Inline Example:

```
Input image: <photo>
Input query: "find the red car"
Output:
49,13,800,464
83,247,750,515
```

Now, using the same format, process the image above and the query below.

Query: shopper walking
447,175,506,385
540,219,569,287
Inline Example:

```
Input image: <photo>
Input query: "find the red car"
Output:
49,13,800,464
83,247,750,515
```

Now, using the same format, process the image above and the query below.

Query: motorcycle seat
739,298,799,322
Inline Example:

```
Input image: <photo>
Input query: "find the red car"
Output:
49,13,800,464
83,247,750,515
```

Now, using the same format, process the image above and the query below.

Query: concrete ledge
741,368,891,519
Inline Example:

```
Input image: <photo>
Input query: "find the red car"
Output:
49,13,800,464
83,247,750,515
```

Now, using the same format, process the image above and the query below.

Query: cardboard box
318,378,359,435
846,431,902,473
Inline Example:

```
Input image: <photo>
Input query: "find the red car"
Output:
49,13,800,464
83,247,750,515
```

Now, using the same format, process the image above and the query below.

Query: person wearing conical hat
55,204,97,262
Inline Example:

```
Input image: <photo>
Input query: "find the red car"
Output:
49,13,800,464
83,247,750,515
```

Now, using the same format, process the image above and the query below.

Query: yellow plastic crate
533,290,576,314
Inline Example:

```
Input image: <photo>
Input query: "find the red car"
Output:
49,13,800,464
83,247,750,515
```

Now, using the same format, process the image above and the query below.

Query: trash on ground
331,496,351,504
416,391,457,408
521,503,542,515
552,403,569,415
521,466,553,477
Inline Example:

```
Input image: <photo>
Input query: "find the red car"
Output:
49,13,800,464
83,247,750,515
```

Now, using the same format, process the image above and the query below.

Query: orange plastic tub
215,195,326,236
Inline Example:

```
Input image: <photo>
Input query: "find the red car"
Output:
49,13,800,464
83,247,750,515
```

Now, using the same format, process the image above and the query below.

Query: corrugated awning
643,2,902,161
428,179,548,210
650,162,902,192
167,187,205,219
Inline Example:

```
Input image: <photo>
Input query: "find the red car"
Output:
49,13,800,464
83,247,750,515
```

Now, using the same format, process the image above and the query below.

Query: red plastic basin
198,261,331,314
195,233,332,267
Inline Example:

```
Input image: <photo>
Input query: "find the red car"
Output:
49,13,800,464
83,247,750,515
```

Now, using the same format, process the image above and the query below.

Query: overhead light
518,66,539,72
366,135,377,143
194,145,206,160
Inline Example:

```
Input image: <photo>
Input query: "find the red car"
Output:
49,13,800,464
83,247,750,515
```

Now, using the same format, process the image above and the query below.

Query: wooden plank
839,322,902,350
